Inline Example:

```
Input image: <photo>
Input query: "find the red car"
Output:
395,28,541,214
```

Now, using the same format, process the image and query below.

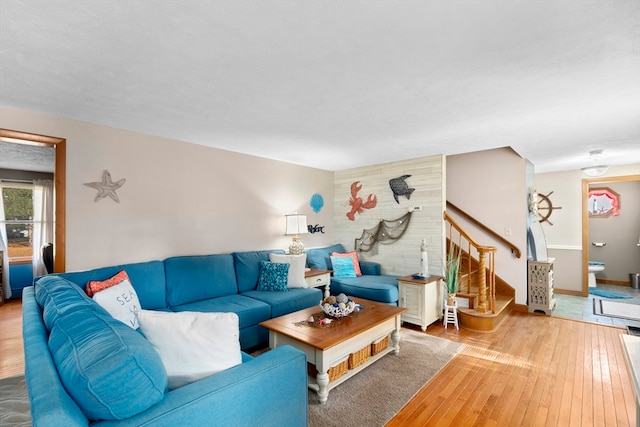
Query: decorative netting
354,211,412,253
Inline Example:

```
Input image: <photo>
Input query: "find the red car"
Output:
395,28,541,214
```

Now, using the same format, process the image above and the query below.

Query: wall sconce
581,150,609,177
285,214,308,254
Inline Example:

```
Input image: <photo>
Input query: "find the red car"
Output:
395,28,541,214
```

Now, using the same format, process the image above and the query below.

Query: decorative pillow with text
86,270,141,329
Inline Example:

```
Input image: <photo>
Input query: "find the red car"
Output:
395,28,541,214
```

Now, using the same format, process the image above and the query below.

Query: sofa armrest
22,286,90,427
96,346,308,427
359,260,381,276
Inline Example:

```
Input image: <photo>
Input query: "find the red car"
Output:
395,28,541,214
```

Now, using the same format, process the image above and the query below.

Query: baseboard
597,278,633,287
554,289,584,296
513,303,528,313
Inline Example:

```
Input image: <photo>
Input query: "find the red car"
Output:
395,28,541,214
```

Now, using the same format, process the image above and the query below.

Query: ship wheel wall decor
529,190,562,225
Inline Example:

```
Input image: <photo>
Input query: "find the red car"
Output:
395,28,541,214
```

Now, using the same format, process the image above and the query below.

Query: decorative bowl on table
320,293,357,318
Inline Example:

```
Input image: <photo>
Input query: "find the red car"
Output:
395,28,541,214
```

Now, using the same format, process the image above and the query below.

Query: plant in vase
445,239,461,306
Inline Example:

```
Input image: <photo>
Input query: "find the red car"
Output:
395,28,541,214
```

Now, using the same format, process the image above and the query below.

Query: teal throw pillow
257,261,289,292
330,256,357,278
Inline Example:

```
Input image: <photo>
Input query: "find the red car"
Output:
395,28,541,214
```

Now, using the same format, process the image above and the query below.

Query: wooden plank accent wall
333,155,445,277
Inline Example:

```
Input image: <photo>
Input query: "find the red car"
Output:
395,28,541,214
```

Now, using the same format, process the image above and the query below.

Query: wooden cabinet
397,275,443,331
305,269,331,298
528,258,556,315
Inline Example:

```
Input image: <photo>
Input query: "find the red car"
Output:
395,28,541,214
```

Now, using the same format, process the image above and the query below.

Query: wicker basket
307,356,349,382
371,335,390,356
348,345,371,369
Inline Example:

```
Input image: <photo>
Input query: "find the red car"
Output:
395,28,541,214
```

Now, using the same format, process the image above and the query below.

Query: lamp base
289,236,305,255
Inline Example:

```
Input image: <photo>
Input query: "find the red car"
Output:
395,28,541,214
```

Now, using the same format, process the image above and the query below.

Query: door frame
0,128,66,273
581,174,640,295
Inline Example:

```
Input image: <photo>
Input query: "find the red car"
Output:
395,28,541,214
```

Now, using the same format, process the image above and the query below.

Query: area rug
593,298,640,321
308,329,463,427
0,375,30,427
589,288,632,299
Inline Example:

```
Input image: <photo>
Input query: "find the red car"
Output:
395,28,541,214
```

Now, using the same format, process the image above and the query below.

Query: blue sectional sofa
22,249,318,426
306,244,400,305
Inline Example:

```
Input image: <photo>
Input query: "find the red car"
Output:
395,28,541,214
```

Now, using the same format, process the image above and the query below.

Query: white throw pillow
269,253,307,288
90,276,141,329
137,310,242,389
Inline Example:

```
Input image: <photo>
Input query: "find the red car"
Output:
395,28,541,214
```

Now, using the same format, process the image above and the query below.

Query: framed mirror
587,187,620,217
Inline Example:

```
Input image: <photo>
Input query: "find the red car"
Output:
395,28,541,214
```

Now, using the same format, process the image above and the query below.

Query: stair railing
446,201,521,258
443,211,497,314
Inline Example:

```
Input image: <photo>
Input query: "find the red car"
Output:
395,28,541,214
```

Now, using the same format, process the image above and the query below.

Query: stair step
457,295,514,332
455,293,477,309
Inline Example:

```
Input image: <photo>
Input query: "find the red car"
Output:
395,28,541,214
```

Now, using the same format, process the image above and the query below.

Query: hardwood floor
0,299,636,426
0,298,24,379
389,312,637,426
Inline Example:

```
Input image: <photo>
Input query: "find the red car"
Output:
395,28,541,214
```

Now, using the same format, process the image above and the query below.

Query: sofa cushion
257,261,289,292
137,310,242,390
269,253,307,288
232,250,286,293
87,270,141,329
242,288,323,318
35,275,102,331
165,254,238,307
48,305,167,421
171,294,271,330
331,275,400,304
306,244,346,270
330,255,357,278
57,260,168,310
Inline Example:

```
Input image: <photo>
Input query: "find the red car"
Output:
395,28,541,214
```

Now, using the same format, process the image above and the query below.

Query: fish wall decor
389,175,415,204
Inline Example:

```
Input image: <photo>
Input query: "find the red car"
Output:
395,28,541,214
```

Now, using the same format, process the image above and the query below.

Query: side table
305,268,331,298
397,275,443,331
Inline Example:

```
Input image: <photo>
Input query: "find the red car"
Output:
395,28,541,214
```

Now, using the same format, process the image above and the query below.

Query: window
1,182,34,260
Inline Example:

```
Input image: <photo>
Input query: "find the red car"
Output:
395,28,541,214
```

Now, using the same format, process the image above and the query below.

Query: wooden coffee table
260,298,407,404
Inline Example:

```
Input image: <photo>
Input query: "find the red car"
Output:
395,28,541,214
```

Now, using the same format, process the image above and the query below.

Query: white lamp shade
285,214,308,235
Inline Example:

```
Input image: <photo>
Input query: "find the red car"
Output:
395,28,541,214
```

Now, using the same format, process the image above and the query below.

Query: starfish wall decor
84,170,126,202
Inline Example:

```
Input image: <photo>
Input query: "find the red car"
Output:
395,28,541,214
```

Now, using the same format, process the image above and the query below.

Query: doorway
581,174,640,295
0,129,66,273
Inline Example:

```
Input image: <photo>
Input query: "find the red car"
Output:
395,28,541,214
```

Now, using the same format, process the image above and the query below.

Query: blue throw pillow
257,261,289,292
331,256,357,278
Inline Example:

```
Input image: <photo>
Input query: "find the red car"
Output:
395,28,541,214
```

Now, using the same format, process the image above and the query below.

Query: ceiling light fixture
581,150,609,177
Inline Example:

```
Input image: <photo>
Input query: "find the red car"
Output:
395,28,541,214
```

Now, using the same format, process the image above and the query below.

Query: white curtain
32,179,54,278
0,181,11,300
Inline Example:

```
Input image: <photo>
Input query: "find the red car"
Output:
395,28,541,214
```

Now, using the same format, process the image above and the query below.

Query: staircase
444,204,519,332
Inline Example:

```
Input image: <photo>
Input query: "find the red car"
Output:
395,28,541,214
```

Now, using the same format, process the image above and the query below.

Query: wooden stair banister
446,201,521,259
444,211,497,314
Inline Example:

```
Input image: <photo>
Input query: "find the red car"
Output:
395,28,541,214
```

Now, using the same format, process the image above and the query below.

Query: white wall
0,105,335,271
535,163,640,292
447,147,528,305
334,156,445,277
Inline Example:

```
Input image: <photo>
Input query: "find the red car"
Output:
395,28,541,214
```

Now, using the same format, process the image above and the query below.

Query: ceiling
1,1,639,173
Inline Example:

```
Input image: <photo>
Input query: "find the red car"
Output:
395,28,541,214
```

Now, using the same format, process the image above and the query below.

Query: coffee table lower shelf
307,340,398,397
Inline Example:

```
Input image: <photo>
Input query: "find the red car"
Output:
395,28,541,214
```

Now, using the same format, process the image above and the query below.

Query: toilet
588,261,606,287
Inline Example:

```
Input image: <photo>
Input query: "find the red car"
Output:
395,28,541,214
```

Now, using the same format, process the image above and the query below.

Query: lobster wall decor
346,181,377,221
